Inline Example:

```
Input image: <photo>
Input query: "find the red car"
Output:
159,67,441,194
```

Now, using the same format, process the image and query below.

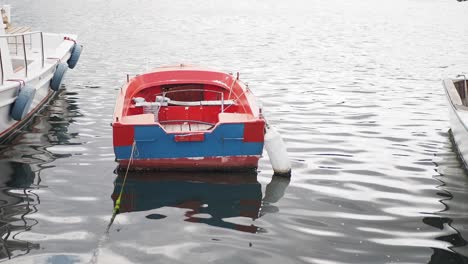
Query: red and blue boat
112,65,266,171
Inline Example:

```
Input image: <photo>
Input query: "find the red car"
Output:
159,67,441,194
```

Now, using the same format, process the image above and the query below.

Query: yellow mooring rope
106,141,136,233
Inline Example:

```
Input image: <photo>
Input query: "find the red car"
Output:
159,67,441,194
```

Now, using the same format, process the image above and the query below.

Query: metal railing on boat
157,89,227,113
0,31,45,84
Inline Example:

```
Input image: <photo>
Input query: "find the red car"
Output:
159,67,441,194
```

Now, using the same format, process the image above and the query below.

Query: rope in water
89,142,137,264
105,141,136,233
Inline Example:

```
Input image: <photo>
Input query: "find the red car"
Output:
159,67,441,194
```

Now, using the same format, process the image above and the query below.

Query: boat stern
112,119,265,171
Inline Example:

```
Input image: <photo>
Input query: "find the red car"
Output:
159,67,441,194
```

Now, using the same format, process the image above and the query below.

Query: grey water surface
1,0,468,263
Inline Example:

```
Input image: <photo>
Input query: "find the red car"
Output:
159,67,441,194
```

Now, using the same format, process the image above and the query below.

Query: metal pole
221,93,224,113
463,74,468,102
457,74,467,105
21,35,27,78
40,32,44,68
0,48,3,85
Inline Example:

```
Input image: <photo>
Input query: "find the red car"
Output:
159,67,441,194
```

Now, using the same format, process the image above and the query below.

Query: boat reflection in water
0,161,40,260
112,170,289,233
429,146,468,262
0,84,77,261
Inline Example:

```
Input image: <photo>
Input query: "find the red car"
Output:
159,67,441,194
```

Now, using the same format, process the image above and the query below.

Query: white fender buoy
10,85,36,121
264,125,291,177
50,63,68,91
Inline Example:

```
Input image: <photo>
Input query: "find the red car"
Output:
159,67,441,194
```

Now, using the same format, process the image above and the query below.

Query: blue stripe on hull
114,123,264,159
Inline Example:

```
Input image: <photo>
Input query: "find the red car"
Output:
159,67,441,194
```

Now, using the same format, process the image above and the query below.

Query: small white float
264,123,292,176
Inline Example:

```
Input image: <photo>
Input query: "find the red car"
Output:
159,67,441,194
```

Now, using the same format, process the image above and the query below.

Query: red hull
117,155,260,171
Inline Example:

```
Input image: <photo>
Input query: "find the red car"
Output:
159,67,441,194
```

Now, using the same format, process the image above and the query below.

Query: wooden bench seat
5,26,31,34
162,122,213,132
218,113,253,122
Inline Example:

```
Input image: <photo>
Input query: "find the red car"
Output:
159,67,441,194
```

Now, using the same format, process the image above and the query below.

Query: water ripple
1,0,468,263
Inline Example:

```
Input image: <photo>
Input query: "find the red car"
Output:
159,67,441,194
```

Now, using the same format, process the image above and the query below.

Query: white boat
0,5,82,143
443,76,468,169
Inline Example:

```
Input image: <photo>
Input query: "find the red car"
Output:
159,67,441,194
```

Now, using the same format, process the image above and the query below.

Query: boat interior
125,83,254,132
453,79,468,106
0,6,36,75
0,6,73,82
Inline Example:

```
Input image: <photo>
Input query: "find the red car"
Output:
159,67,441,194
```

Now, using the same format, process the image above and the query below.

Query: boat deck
5,25,31,34
162,122,213,132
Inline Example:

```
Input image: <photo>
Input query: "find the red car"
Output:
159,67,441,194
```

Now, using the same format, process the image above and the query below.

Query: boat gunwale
113,68,261,128
117,119,261,136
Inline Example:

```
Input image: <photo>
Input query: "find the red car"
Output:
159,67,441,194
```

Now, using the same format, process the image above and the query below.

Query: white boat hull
0,6,79,142
444,79,468,169
0,38,74,142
